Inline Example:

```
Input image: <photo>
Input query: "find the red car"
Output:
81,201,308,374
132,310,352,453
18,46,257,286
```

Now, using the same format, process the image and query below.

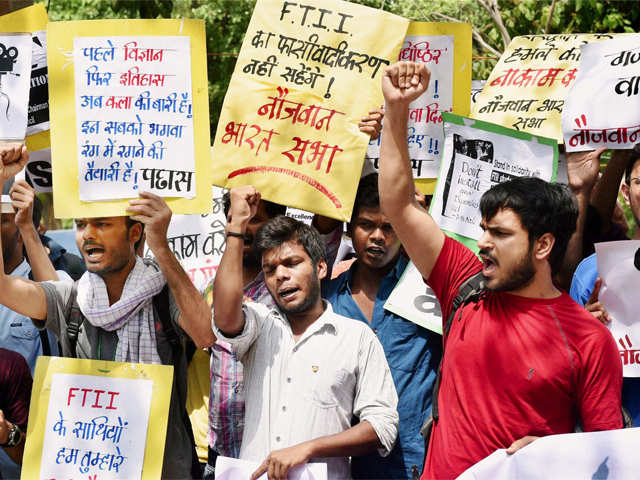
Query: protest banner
144,186,227,291
48,19,211,218
22,356,173,479
384,260,443,334
563,34,640,151
16,147,53,193
0,4,50,148
211,0,409,221
470,80,486,111
458,427,640,480
430,113,557,250
471,34,625,142
595,240,640,377
215,456,327,480
366,21,472,186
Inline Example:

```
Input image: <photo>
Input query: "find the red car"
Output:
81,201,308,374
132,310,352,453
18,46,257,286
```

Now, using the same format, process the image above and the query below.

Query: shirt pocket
309,367,354,409
10,321,40,340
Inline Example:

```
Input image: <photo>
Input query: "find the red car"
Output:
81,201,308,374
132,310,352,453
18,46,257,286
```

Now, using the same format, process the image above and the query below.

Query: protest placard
0,4,50,147
0,33,31,140
458,427,640,480
22,356,173,479
471,34,625,142
595,240,640,377
384,261,443,335
430,113,557,250
211,0,409,221
563,34,640,151
18,147,53,193
366,22,472,182
48,19,211,218
144,187,227,291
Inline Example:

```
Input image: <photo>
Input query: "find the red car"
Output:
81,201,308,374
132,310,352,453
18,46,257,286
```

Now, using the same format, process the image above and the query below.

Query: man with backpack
378,61,623,479
0,143,213,479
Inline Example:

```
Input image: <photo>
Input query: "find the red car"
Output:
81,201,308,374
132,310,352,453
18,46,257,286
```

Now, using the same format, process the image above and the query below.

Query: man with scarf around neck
0,143,215,479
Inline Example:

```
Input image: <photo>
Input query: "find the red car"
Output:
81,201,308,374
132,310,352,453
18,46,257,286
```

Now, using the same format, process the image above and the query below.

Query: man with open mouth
0,142,213,479
324,172,442,480
378,61,623,480
212,185,398,480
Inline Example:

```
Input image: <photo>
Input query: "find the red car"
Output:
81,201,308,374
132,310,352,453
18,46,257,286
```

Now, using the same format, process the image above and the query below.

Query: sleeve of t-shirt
213,301,268,360
426,235,483,322
32,280,74,338
2,351,32,429
576,325,624,431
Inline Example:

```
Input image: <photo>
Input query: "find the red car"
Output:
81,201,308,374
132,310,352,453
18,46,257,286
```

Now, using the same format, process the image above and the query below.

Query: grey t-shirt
34,279,193,479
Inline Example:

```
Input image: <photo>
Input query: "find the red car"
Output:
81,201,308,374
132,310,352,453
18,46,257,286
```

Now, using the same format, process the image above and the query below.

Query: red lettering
91,390,105,408
106,391,120,410
81,388,92,407
67,387,79,406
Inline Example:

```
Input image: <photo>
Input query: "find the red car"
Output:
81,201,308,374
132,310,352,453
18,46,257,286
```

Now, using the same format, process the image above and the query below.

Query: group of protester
0,60,637,480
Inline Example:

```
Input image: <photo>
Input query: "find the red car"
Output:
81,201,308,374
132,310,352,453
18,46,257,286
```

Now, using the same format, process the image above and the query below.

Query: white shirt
215,301,399,479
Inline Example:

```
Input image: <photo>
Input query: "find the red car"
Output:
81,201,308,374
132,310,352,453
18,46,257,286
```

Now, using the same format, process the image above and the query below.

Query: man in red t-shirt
378,61,623,480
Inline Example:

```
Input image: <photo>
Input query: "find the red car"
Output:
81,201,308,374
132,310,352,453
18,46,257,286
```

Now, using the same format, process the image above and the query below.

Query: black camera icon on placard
0,43,18,74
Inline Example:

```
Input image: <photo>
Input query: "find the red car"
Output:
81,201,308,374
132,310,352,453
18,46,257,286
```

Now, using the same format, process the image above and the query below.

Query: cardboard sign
431,113,557,250
22,356,173,480
212,0,409,221
563,34,640,151
47,19,211,218
595,240,640,377
0,33,32,140
471,34,625,142
366,21,472,180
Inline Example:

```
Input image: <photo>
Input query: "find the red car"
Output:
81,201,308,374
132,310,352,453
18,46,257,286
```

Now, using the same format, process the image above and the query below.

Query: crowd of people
0,59,637,480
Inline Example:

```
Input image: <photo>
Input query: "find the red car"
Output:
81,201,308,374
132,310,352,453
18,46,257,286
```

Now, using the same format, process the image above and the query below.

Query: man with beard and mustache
212,186,398,480
0,143,213,479
378,61,623,480
324,172,441,480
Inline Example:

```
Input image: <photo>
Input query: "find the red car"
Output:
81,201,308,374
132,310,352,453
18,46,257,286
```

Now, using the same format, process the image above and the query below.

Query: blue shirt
570,253,640,427
324,256,442,479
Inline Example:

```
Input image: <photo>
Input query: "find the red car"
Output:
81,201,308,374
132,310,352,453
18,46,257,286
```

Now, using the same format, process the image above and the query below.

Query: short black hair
350,173,380,226
222,191,287,219
255,215,325,266
479,177,578,274
625,147,640,185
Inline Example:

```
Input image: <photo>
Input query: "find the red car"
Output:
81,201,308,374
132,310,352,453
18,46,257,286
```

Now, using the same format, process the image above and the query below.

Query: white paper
73,36,195,201
457,428,640,479
431,119,556,240
0,33,32,140
215,456,327,480
563,33,640,152
595,240,640,377
384,260,443,334
40,373,153,479
145,187,226,291
367,35,454,179
470,80,486,111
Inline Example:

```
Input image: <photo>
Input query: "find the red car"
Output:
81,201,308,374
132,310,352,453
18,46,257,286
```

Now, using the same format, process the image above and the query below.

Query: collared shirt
0,260,65,374
205,227,342,458
215,301,399,479
324,256,442,479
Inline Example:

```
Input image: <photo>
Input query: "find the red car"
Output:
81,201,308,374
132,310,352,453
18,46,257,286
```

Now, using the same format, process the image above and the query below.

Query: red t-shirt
422,237,623,480
0,348,32,430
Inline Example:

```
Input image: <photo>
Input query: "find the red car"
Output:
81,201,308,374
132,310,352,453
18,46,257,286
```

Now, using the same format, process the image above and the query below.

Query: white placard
384,260,443,334
27,30,49,136
431,115,556,241
0,33,32,140
145,187,226,291
215,456,327,480
73,36,194,201
458,428,640,480
20,147,52,193
367,35,454,178
563,34,640,152
595,240,640,377
40,373,153,479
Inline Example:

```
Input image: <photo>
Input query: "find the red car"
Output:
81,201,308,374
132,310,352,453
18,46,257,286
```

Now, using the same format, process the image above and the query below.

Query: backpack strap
65,281,83,357
428,271,485,424
28,270,53,356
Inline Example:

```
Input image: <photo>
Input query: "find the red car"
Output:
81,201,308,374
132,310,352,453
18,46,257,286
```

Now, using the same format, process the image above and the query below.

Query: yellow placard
471,34,625,142
22,356,173,479
0,4,50,147
47,19,211,218
212,0,409,221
